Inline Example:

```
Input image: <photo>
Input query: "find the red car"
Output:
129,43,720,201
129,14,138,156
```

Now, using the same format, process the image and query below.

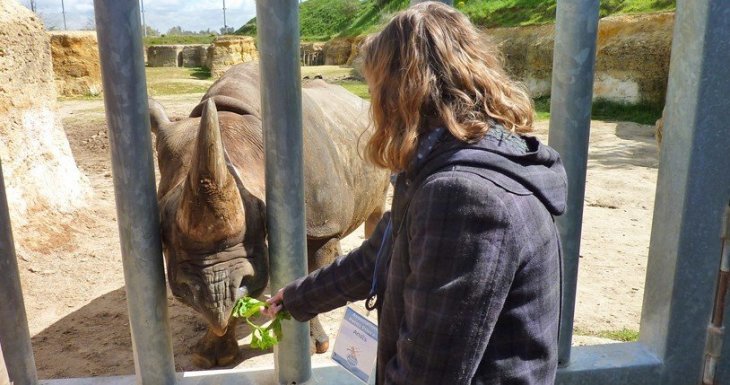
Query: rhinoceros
148,62,389,368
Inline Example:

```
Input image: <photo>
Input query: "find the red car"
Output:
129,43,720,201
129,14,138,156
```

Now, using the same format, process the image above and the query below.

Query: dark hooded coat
283,125,568,385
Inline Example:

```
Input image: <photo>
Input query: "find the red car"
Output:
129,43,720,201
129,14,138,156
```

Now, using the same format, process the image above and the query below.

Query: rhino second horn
176,99,245,244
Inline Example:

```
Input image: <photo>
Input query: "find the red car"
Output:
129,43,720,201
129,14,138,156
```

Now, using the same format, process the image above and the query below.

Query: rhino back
186,63,387,239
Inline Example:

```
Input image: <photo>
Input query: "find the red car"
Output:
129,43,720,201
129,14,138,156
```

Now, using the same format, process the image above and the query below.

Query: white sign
332,307,378,383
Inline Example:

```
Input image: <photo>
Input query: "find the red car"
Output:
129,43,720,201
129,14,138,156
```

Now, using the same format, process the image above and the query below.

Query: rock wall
324,37,353,65
488,12,673,105
208,36,259,78
48,31,103,96
0,0,91,227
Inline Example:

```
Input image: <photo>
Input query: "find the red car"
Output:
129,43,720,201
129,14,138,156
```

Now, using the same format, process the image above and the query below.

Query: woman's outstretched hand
261,288,284,319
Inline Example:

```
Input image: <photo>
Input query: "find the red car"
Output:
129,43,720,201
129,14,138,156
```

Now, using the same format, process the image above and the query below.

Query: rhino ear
149,98,171,135
176,99,245,244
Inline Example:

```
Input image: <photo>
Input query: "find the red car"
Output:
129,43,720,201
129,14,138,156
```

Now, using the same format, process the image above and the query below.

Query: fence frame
1,0,729,385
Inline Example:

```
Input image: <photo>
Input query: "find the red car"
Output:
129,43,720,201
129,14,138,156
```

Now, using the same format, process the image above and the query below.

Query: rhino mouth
169,244,266,336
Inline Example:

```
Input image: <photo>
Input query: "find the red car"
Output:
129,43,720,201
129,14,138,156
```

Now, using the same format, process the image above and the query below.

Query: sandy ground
12,92,659,379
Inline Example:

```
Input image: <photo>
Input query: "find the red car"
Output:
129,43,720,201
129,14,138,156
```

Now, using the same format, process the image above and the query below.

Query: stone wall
147,45,184,67
48,31,103,96
301,42,325,66
146,44,210,68
489,12,673,105
182,45,208,67
0,0,91,227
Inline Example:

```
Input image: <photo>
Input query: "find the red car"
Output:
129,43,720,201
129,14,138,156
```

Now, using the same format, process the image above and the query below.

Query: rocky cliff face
48,31,103,97
208,36,259,78
487,12,673,105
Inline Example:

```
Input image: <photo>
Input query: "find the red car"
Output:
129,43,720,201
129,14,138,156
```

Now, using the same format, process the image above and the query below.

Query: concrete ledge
557,343,663,385
39,362,359,385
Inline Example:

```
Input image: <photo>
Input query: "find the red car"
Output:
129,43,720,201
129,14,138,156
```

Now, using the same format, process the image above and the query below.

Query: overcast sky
22,0,258,33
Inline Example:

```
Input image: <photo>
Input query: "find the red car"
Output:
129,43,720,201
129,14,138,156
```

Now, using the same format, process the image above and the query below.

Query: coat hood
409,125,568,216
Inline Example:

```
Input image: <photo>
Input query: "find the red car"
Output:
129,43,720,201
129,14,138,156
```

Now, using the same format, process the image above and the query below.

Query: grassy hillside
236,0,675,41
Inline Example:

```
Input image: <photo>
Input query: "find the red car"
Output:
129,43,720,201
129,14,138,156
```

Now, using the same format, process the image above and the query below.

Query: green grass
338,81,370,99
236,0,675,41
533,97,663,125
145,67,213,96
576,327,640,342
143,35,216,45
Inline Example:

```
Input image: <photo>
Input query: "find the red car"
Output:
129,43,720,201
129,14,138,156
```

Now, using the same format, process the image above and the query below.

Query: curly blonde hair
361,2,534,171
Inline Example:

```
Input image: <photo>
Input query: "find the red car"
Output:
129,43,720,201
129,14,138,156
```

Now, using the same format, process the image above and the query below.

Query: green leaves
231,296,292,350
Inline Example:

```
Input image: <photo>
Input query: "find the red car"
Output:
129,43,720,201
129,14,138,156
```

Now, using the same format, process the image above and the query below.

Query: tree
167,26,184,35
145,25,161,36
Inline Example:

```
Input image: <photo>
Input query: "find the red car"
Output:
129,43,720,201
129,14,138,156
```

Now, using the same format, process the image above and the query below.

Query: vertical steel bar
93,2,176,384
547,0,600,367
410,0,454,5
256,1,312,384
0,164,37,385
640,1,730,384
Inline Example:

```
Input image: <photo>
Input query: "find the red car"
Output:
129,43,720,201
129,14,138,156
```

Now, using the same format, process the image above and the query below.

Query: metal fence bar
256,1,312,384
547,0,600,367
93,1,176,384
640,1,730,384
0,163,37,385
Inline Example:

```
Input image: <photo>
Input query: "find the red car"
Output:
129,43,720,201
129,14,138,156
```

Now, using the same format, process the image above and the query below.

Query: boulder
208,36,258,77
0,0,91,227
48,31,103,96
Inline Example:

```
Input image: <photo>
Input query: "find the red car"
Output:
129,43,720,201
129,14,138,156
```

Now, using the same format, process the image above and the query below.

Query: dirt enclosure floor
13,92,659,379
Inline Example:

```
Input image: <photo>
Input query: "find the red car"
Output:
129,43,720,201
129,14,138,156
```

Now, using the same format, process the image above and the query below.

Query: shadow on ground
588,122,660,169
32,287,270,380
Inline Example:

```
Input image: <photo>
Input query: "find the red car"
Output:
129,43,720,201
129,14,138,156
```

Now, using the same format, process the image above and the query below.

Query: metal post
640,1,730,384
410,0,454,5
0,164,37,385
256,1,312,384
93,2,176,385
547,0,600,367
222,0,227,34
140,0,146,37
61,0,66,30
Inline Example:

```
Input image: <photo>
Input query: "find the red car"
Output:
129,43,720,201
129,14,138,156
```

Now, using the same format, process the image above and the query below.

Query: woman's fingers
261,288,285,318
260,303,282,318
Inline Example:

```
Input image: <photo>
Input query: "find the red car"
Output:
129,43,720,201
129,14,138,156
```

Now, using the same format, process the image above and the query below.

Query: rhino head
150,98,268,337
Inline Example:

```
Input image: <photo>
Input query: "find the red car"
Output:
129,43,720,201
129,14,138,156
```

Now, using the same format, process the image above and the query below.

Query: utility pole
222,0,227,34
61,0,67,30
140,0,147,37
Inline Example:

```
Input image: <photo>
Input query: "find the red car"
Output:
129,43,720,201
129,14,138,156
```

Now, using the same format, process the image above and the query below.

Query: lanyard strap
365,219,393,311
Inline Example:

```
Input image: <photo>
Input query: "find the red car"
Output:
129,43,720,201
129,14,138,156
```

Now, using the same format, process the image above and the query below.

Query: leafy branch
231,296,292,350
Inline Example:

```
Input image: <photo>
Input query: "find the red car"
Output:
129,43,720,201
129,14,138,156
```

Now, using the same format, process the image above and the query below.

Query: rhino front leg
192,317,239,368
364,201,386,238
307,237,342,354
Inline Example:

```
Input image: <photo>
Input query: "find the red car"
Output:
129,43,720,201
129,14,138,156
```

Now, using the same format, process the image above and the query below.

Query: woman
264,2,567,384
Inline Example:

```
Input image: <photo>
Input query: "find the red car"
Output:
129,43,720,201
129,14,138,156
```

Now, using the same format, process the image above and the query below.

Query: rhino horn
176,99,245,244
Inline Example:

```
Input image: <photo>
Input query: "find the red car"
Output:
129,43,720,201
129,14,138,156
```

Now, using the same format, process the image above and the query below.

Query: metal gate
1,0,729,384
